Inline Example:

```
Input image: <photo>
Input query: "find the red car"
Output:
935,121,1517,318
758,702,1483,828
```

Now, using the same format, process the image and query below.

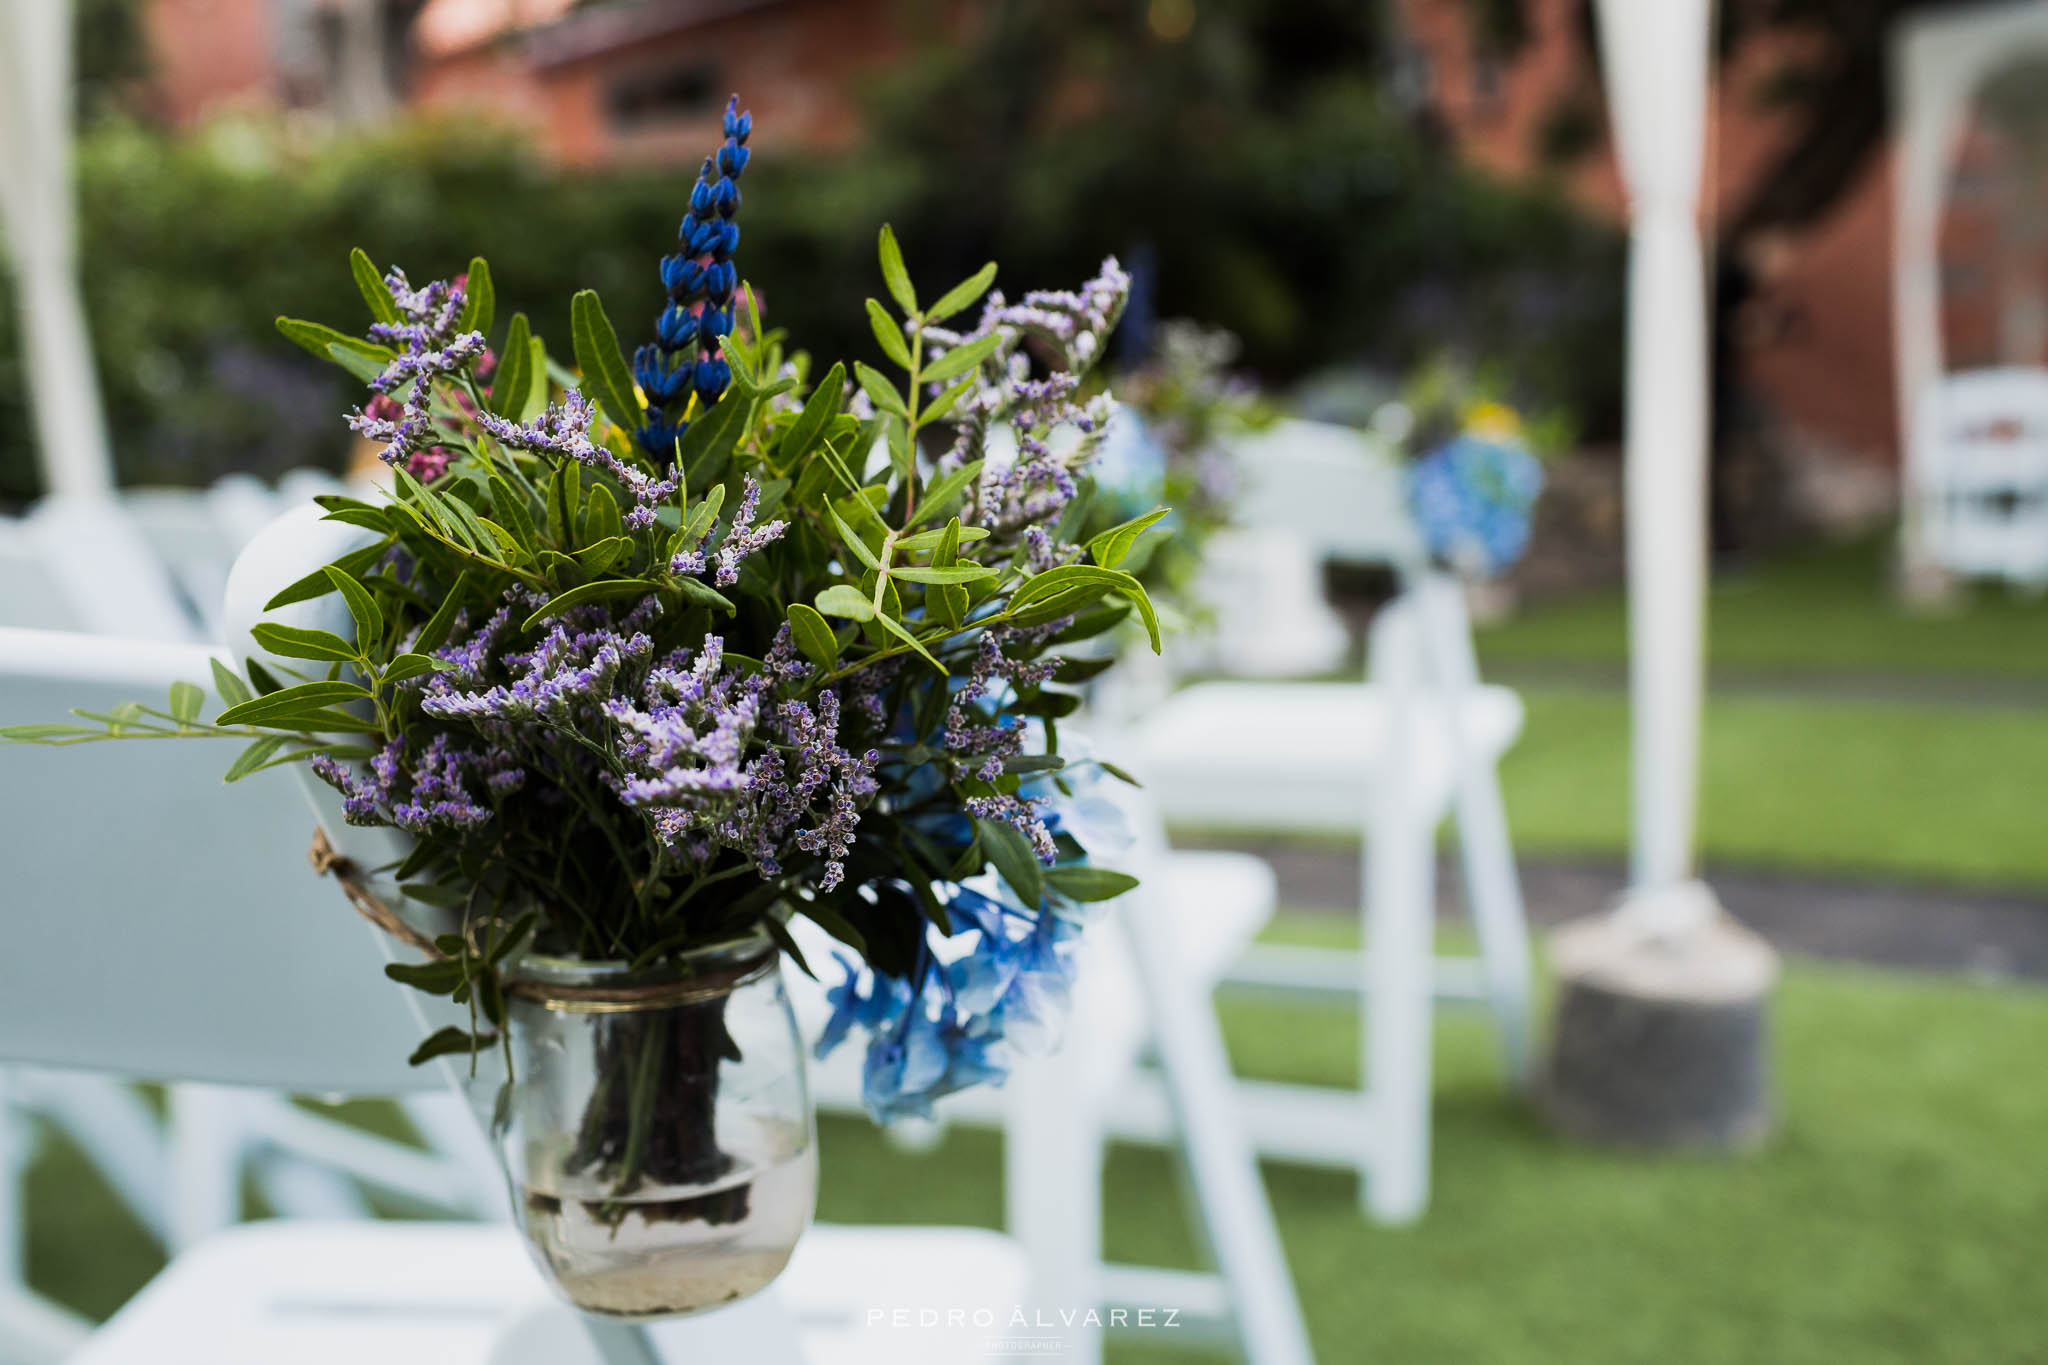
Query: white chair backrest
1919,366,2048,583
0,498,199,639
0,626,436,1094
1226,418,1425,567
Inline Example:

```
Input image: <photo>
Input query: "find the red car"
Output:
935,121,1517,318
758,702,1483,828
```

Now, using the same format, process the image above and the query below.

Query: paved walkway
1184,837,2048,983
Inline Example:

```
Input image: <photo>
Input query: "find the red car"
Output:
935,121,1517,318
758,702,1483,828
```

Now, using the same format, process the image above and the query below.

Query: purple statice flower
966,793,1057,865
310,735,517,836
424,607,653,727
345,268,487,468
476,391,676,530
605,633,880,890
634,95,752,457
942,626,1057,781
668,475,787,585
713,476,787,586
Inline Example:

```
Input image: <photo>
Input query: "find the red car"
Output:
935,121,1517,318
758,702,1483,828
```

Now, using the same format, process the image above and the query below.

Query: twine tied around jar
308,828,775,1012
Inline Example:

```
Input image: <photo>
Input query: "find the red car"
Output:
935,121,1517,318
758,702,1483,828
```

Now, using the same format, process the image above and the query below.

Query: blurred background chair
1110,419,1533,1225
1912,367,2048,587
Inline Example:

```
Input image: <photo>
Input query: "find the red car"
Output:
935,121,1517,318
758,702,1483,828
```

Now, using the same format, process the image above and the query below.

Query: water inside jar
518,1113,817,1319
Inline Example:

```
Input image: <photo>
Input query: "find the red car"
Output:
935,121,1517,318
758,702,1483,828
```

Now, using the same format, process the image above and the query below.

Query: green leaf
575,535,629,574
780,362,844,465
380,653,445,685
324,567,384,649
825,504,881,569
876,611,946,674
877,223,917,315
917,373,978,427
521,335,549,421
488,474,539,557
250,622,359,663
413,571,472,654
920,330,1002,384
485,313,532,419
223,735,286,783
976,818,1044,908
0,723,97,741
265,540,389,610
383,959,465,995
546,460,581,551
275,317,391,369
209,658,254,708
888,564,994,584
814,584,875,622
457,256,493,337
569,289,644,432
670,575,737,615
907,459,983,527
893,523,989,552
852,362,907,418
523,579,660,632
1086,506,1172,571
679,482,726,546
926,262,998,323
1009,565,1161,652
1045,866,1140,902
168,681,204,724
582,483,623,545
866,298,912,369
1051,654,1117,684
350,248,399,325
408,1026,487,1066
786,603,840,668
216,681,372,726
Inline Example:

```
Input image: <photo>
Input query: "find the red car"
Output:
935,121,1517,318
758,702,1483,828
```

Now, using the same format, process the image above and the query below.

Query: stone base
1543,902,1780,1151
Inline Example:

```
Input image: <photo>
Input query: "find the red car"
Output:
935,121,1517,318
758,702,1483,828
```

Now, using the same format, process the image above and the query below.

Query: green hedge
0,97,1621,500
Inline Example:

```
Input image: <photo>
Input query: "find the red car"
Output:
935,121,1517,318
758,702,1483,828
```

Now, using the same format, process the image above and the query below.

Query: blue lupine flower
635,94,751,457
1406,428,1544,576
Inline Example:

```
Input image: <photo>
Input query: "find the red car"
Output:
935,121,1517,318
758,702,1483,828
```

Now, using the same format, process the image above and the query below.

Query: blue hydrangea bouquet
8,99,1164,1283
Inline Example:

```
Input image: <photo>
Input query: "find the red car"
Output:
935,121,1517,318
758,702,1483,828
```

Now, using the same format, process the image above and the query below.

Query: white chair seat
1127,680,1524,833
794,849,1274,1123
71,1220,1029,1365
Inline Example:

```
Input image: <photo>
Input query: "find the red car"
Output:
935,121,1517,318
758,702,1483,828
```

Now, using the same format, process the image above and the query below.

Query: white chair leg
1120,888,1316,1365
1453,763,1536,1090
1365,592,1436,1224
1005,1046,1105,1365
580,1317,662,1365
1415,570,1536,1090
168,1085,246,1249
1364,792,1438,1224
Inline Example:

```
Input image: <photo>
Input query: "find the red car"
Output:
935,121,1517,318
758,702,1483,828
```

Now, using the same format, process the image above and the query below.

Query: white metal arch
0,0,115,500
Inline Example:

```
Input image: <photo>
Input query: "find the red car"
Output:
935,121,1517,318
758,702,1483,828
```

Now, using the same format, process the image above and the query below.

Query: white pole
0,0,117,500
1593,0,1715,923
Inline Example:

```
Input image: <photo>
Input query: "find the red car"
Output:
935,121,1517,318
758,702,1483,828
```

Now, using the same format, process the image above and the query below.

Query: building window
606,61,720,132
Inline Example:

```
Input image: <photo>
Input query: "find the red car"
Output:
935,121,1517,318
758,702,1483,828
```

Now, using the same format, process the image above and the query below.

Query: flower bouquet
6,98,1163,1318
1391,356,1552,588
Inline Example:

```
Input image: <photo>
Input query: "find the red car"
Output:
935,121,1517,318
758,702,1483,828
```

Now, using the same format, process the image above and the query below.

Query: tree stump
1544,906,1779,1150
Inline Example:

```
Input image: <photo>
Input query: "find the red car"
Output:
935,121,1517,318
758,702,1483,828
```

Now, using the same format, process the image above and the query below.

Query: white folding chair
1112,418,1534,1225
0,623,1031,1365
1916,367,2048,587
793,780,1314,1365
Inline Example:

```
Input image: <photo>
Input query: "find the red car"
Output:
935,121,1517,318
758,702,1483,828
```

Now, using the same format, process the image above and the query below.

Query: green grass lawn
1479,534,2048,681
24,917,2048,1364
1500,689,2048,890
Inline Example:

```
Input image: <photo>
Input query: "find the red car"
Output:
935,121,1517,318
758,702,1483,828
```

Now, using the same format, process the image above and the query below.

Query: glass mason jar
482,933,817,1320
